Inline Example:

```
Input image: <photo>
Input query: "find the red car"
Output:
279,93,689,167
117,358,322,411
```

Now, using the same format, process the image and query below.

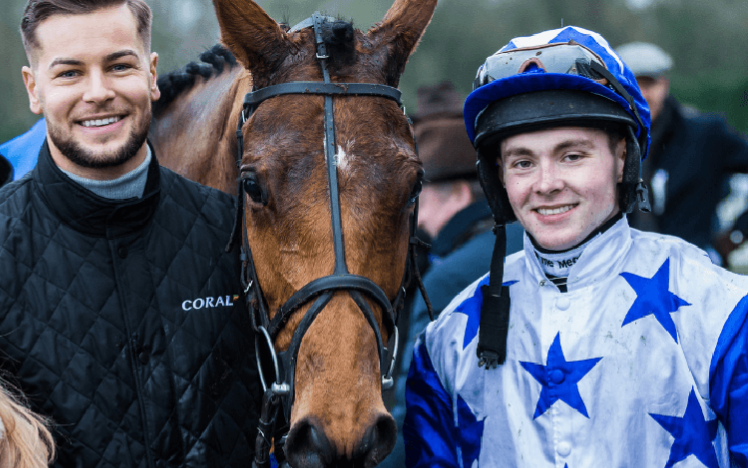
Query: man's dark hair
21,0,152,59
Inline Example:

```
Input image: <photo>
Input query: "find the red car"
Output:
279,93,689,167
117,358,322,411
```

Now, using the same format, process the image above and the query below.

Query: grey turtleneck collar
60,146,152,200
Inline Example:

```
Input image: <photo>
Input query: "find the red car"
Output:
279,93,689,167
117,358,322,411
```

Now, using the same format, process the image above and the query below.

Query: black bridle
223,13,433,467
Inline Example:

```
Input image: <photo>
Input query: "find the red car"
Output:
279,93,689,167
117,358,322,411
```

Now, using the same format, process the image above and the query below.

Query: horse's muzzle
284,413,397,468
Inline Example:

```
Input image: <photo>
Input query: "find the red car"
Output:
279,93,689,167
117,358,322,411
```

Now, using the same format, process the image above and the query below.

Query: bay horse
149,0,437,466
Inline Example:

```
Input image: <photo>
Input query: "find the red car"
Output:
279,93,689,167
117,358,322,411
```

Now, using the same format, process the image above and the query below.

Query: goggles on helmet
472,41,646,153
474,42,608,89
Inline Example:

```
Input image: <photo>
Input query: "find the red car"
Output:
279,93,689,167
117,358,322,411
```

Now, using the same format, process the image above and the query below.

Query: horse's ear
212,0,291,75
367,0,438,86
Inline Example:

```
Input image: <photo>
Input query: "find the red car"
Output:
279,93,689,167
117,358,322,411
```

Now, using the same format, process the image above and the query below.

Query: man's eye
516,160,532,169
57,70,79,79
565,153,583,162
112,64,131,72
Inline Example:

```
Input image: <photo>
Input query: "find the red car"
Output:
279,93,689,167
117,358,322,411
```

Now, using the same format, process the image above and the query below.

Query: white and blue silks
403,216,748,468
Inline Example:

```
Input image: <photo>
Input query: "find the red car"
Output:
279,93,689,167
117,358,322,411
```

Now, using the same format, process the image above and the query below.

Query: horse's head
211,0,436,466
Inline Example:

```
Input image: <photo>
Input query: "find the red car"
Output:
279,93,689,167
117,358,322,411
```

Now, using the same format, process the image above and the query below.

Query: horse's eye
242,172,266,205
408,171,424,205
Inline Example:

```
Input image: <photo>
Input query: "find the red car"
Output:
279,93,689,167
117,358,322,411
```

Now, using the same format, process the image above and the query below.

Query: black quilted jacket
0,142,261,467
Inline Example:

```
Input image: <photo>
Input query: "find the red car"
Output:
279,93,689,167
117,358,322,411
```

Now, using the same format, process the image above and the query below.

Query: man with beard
0,1,262,466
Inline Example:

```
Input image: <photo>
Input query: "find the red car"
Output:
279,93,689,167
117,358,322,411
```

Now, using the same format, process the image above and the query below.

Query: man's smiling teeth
81,116,122,128
537,205,575,216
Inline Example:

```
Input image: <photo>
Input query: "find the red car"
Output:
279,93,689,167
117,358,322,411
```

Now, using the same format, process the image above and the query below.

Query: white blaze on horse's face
336,145,349,171
323,134,351,172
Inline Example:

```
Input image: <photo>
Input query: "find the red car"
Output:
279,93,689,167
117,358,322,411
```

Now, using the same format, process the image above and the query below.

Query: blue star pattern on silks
520,332,602,419
455,279,518,349
649,388,720,468
620,258,690,343
456,394,485,468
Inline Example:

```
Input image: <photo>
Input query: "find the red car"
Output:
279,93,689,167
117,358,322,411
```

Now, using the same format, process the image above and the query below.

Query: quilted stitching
0,165,261,468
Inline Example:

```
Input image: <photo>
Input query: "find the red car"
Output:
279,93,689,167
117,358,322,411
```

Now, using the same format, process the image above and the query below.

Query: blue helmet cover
464,26,651,159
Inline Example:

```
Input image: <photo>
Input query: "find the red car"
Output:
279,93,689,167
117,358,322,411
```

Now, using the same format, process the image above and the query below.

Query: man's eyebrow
105,50,139,62
554,139,595,152
502,147,534,158
49,58,83,69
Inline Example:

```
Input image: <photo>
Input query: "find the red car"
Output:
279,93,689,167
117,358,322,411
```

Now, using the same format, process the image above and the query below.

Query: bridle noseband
224,13,433,467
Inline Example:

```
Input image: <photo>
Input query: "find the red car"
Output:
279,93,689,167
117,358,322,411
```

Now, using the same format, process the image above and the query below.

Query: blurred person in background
0,118,46,183
381,81,523,468
410,81,524,322
617,42,748,264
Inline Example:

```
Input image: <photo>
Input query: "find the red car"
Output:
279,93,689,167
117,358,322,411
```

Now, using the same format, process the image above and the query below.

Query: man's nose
82,71,116,104
535,161,564,195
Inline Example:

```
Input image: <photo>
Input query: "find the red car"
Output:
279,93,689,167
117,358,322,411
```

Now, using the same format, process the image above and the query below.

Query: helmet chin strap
622,126,652,214
476,222,511,369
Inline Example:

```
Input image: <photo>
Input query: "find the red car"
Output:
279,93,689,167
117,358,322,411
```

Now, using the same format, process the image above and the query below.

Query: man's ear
149,52,160,102
22,66,42,115
616,138,627,183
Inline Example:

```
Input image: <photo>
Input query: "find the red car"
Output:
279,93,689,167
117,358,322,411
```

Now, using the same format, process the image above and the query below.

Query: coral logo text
182,295,239,311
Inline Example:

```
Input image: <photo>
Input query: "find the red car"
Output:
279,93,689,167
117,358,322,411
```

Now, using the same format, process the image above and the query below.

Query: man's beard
49,108,151,169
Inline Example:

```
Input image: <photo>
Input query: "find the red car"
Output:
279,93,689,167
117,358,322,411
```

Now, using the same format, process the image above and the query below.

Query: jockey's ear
211,0,292,77
367,0,438,87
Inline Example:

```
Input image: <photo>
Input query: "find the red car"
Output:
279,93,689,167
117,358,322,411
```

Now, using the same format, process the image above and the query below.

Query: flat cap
413,82,477,182
616,42,673,77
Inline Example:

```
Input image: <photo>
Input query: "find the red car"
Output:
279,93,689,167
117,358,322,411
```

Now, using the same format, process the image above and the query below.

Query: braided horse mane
152,44,238,116
152,16,361,118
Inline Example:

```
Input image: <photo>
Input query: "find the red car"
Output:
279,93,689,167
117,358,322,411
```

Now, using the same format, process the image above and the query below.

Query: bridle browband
224,13,433,467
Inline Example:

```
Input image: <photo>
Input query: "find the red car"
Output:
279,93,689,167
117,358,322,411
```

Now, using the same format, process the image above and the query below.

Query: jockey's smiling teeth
499,126,626,251
21,4,159,181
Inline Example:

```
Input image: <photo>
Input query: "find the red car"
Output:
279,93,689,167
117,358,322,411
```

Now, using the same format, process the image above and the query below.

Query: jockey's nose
284,413,396,468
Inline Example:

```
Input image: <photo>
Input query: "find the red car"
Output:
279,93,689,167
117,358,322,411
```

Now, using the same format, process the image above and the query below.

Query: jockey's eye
242,171,266,206
408,170,425,205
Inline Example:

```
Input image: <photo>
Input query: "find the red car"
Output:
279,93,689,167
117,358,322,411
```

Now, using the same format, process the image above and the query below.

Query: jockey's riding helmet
464,26,652,226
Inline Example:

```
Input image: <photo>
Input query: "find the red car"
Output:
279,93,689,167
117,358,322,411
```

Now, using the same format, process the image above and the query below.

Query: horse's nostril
356,414,397,468
285,418,335,468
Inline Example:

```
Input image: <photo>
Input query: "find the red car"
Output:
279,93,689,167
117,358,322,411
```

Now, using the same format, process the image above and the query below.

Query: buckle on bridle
381,326,399,390
255,326,281,392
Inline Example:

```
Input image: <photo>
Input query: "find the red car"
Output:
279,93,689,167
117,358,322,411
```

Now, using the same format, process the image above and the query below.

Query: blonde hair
0,383,55,468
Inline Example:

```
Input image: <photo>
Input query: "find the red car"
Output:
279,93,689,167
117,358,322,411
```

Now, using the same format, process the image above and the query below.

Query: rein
224,13,433,467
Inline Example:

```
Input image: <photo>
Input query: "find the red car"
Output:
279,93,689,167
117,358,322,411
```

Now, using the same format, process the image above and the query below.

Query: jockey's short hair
21,0,152,60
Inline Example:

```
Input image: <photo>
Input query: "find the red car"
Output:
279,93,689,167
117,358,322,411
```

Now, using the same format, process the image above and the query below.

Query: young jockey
403,27,748,467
